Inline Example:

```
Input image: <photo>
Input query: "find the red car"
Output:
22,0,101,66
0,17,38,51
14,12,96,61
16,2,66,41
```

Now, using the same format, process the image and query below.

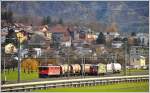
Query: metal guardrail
1,75,149,92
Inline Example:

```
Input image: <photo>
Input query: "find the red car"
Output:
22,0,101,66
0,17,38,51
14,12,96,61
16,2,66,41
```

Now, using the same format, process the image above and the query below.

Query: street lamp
124,40,128,76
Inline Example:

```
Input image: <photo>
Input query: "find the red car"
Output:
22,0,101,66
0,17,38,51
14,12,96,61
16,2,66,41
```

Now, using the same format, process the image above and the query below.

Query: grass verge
33,81,149,92
1,69,38,82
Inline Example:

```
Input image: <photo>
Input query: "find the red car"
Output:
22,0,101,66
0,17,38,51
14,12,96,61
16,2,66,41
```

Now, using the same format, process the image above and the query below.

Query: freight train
39,63,121,78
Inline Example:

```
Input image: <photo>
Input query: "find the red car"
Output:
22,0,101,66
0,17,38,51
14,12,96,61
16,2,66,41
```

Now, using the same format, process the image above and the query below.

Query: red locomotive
39,65,61,78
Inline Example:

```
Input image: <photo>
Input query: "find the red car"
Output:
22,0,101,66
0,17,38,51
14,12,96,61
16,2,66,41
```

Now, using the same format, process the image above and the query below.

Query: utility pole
124,40,128,76
84,56,85,78
81,55,83,78
67,47,70,78
3,50,6,84
129,46,131,75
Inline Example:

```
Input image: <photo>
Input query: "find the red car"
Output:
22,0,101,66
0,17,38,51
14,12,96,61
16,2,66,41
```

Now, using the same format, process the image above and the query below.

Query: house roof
50,24,68,33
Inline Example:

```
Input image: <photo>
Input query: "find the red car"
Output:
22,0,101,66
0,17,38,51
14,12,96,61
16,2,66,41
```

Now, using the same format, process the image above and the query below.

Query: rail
1,75,149,92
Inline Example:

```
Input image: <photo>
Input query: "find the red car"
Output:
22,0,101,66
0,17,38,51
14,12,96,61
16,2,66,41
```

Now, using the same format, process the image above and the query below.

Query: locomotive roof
38,65,60,67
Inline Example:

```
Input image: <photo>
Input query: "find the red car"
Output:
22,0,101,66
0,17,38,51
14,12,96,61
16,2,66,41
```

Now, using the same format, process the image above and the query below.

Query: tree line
42,16,64,26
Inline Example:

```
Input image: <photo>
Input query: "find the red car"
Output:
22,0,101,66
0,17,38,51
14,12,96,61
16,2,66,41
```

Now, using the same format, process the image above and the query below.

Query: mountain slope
2,1,149,32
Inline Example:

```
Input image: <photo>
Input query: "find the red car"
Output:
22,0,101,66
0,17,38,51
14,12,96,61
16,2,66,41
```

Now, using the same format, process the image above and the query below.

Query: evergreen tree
42,17,47,25
46,16,51,25
42,16,51,25
1,12,7,20
58,18,63,24
96,32,106,44
131,32,136,36
5,29,18,47
1,10,13,24
7,10,13,23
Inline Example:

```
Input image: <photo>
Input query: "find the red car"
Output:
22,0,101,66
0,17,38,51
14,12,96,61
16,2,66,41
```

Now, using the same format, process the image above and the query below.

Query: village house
130,56,146,69
49,24,71,48
111,37,124,48
111,41,123,48
85,29,97,43
130,46,149,57
129,46,149,69
72,40,84,48
92,44,107,56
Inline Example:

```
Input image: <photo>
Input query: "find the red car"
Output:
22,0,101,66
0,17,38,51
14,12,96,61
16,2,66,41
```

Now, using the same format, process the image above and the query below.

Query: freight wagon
90,63,107,75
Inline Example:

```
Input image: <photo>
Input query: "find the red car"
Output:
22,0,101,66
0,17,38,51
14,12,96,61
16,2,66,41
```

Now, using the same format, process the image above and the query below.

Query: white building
112,41,123,48
130,56,146,69
129,46,148,69
61,37,72,47
34,48,42,57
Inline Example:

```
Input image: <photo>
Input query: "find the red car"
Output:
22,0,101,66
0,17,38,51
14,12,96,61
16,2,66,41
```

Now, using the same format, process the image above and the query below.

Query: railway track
1,75,149,92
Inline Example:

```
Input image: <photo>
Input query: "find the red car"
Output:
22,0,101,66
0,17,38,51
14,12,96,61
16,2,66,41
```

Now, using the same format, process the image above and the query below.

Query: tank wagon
70,64,81,75
81,64,92,75
107,63,121,73
60,64,71,76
